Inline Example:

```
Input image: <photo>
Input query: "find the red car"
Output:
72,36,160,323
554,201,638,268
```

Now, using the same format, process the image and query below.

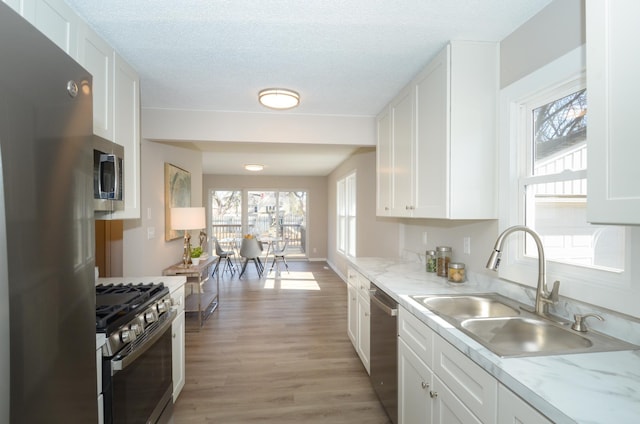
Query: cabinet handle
421,381,428,389
429,391,438,398
385,207,389,211
364,312,369,317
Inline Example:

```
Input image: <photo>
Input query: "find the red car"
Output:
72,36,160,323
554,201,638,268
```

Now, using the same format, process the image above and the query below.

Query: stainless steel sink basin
410,293,520,321
409,293,638,357
460,317,593,357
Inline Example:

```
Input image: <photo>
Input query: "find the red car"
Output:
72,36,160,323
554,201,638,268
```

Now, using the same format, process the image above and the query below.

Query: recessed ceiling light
244,164,264,172
258,88,300,110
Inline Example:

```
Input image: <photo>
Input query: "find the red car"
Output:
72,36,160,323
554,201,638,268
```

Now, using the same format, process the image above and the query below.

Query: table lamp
170,207,206,267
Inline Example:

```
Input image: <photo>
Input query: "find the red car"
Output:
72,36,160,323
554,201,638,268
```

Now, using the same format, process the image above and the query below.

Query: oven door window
109,327,173,423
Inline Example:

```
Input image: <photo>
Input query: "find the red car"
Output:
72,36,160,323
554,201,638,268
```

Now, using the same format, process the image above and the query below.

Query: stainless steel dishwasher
369,283,398,424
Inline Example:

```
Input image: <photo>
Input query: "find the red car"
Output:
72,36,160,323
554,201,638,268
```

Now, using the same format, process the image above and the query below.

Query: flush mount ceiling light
244,164,264,172
258,88,300,110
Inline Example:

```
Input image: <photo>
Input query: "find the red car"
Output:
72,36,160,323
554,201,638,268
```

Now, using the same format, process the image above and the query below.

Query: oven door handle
111,310,176,373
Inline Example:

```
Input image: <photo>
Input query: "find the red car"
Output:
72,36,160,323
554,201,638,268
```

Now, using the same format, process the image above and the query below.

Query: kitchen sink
460,317,593,357
409,293,638,358
411,294,520,321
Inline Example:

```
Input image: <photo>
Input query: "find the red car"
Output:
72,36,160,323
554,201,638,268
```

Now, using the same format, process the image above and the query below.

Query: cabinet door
171,311,186,401
433,335,497,423
398,338,433,424
28,0,78,57
390,86,414,216
109,53,141,219
586,0,640,224
2,0,26,15
497,384,551,424
347,284,358,347
432,375,482,424
376,108,392,216
77,23,114,140
413,45,449,218
357,294,370,374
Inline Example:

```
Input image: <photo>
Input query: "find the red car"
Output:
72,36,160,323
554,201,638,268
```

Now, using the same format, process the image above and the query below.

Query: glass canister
448,262,466,283
425,250,436,273
436,246,452,277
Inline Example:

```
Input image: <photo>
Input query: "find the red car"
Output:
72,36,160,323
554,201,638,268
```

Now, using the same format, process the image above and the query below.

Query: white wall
122,139,203,276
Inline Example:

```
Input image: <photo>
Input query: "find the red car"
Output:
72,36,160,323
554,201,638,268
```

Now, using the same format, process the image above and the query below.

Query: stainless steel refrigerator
0,3,97,423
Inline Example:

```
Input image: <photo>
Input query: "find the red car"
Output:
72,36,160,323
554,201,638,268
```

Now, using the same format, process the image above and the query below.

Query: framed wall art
165,163,191,241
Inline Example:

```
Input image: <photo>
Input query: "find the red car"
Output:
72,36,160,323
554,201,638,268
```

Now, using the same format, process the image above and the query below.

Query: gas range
96,282,173,357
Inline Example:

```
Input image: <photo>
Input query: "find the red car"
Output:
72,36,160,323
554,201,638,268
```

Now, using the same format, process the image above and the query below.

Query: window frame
498,46,638,315
337,171,356,257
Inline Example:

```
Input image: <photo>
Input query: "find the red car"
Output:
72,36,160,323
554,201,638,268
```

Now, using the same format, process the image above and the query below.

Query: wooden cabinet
77,22,114,141
170,284,186,401
497,384,552,424
376,41,498,219
398,306,496,424
586,0,640,224
346,267,371,374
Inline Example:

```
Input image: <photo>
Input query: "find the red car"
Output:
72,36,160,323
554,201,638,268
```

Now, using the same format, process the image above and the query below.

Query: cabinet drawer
398,307,433,368
356,273,370,298
433,336,497,423
347,267,359,287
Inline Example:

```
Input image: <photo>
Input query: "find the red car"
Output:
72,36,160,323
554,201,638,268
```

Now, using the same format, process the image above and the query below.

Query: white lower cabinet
498,384,552,424
398,338,433,423
399,306,495,424
399,306,552,423
346,267,370,374
347,283,358,345
170,284,186,401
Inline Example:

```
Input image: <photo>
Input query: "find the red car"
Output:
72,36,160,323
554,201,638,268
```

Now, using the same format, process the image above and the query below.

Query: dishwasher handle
369,289,398,316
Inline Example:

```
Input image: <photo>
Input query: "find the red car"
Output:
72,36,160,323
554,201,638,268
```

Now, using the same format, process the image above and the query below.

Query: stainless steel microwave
93,135,124,212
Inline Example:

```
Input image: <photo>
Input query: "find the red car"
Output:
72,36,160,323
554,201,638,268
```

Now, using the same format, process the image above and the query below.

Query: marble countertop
349,257,640,424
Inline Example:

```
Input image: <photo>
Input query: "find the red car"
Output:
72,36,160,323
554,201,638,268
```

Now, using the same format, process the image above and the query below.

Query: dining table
258,236,282,268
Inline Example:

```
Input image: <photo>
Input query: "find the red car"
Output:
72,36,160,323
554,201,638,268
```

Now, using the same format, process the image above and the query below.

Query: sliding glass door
209,190,307,256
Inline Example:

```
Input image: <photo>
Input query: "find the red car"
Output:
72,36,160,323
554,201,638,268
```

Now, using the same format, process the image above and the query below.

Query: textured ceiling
63,0,552,175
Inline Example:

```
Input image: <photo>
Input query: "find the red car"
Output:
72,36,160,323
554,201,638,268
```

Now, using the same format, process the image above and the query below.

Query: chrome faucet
486,225,560,318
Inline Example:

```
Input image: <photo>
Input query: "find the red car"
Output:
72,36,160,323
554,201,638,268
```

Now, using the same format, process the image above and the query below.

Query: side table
163,256,218,331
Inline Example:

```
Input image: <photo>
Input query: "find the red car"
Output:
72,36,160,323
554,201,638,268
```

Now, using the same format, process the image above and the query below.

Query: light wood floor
172,261,391,423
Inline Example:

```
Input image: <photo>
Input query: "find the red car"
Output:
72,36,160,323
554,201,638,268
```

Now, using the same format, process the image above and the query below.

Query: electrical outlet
147,226,155,240
422,231,428,246
463,237,471,255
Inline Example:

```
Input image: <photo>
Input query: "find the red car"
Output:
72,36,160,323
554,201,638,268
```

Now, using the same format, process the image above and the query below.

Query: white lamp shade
170,207,205,230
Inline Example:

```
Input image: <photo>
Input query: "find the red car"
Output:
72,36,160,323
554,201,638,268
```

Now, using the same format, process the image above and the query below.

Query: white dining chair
239,237,264,278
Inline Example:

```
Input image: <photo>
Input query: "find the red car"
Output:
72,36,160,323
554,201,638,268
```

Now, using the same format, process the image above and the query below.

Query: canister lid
426,250,436,255
436,246,452,252
449,262,465,269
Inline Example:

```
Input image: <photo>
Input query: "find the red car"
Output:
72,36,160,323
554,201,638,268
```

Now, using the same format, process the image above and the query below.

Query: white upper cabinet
77,22,114,141
376,41,498,219
390,86,415,217
2,0,26,16
376,108,392,216
24,0,78,58
108,53,141,220
586,0,640,224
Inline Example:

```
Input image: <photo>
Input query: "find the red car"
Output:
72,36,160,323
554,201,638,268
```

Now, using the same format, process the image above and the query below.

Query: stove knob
144,309,158,324
130,323,143,336
120,328,135,344
156,301,168,314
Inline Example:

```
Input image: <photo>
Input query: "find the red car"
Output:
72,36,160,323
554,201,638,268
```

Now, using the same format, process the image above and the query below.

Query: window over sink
498,46,639,315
